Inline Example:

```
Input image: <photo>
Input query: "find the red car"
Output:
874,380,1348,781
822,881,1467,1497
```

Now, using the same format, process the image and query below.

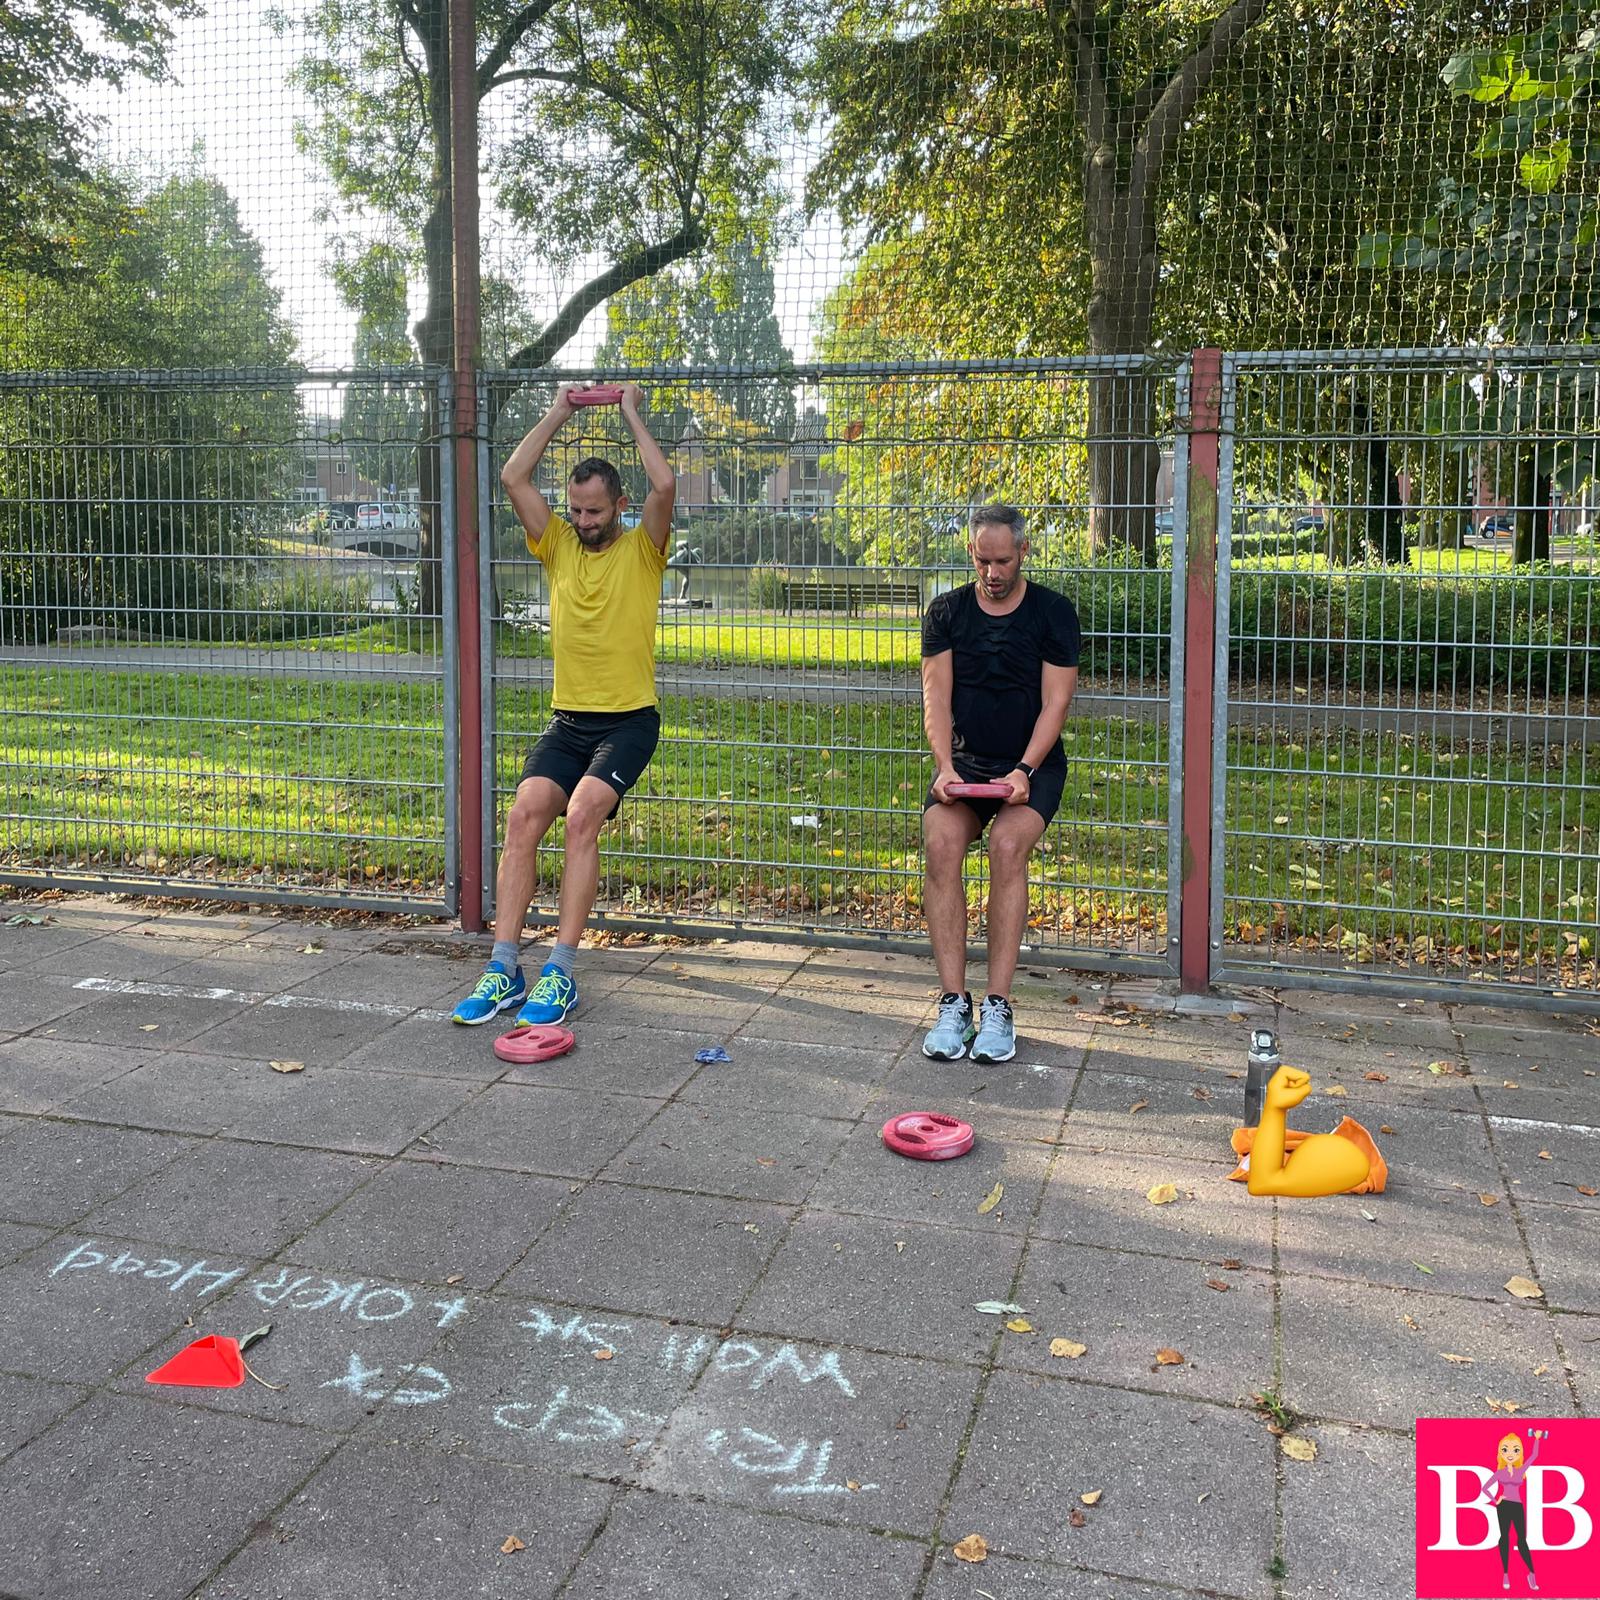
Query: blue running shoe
451,961,526,1025
517,961,578,1026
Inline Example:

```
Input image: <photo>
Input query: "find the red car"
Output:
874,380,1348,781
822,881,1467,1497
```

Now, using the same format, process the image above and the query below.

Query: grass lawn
5,664,1599,978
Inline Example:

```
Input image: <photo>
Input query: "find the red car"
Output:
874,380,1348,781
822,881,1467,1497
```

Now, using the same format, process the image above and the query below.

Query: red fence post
1180,349,1223,994
450,0,484,932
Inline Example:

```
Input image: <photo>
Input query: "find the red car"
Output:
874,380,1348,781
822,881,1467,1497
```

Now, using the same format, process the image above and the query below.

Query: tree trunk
1513,454,1552,564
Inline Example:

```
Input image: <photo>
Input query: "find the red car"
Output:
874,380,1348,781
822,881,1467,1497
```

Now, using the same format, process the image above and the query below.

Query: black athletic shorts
520,706,661,818
923,758,1067,831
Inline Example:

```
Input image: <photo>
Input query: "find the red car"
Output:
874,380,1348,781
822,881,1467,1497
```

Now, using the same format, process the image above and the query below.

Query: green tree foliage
0,0,195,276
0,169,300,641
335,244,425,492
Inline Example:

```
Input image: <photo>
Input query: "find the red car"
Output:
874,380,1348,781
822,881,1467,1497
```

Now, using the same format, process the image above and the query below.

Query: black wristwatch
1016,762,1037,780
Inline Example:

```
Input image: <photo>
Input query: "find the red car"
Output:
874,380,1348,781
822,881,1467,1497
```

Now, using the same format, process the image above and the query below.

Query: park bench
781,577,923,615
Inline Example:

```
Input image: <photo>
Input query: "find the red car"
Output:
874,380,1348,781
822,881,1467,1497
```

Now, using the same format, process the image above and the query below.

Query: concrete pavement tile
641,1345,980,1533
1447,1006,1600,1036
1066,1069,1244,1162
0,918,115,970
1562,1312,1600,1412
1488,1113,1600,1194
500,1184,790,1326
54,1051,283,1136
563,1490,925,1600
66,933,223,981
807,1114,1054,1236
740,992,924,1053
0,1373,90,1464
194,1440,613,1600
0,971,97,1033
155,946,357,997
287,1159,570,1289
225,1066,478,1156
1034,1151,1275,1269
653,944,810,985
497,1021,707,1098
1476,1080,1600,1126
1279,989,1434,1022
1280,1278,1574,1430
377,1292,700,1480
1004,1242,1273,1407
603,1103,850,1203
1281,1422,1414,1600
0,1220,55,1266
124,1272,472,1430
0,1390,333,1600
274,949,473,1010
0,1118,192,1225
923,1557,1182,1600
46,984,253,1048
1265,1052,1481,1115
874,1050,1077,1127
739,1211,1024,1364
82,1140,376,1259
0,1234,257,1383
1277,1183,1530,1299
419,1083,665,1177
1363,1104,1500,1193
0,1034,149,1114
1291,1011,1460,1060
185,994,406,1067
945,1372,1275,1594
1084,1019,1245,1073
338,1014,521,1082
676,1034,893,1119
1520,1200,1600,1313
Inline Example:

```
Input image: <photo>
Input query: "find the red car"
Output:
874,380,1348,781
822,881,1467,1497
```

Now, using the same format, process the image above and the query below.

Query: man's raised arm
500,391,577,546
618,383,677,551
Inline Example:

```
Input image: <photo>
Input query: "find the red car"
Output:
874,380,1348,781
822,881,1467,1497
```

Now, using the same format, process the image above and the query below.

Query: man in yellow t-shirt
452,382,674,1030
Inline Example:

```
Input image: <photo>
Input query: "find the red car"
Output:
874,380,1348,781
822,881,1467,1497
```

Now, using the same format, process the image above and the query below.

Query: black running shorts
520,706,661,818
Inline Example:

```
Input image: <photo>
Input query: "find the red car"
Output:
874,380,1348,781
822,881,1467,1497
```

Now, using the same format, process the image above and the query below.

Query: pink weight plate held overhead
566,386,624,406
881,1112,975,1160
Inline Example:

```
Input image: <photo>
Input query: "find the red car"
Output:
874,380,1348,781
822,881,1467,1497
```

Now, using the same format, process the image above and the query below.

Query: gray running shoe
922,991,975,1059
970,994,1017,1063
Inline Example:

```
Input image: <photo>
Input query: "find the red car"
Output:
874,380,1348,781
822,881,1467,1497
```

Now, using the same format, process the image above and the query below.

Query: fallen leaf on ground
445,1273,464,1285
1505,1276,1544,1300
1578,1186,1599,1197
1146,1183,1179,1206
593,1348,614,1361
1192,1086,1212,1101
1069,1510,1087,1528
270,1060,305,1074
1503,1081,1519,1090
1324,1084,1348,1098
846,1479,861,1491
1005,1318,1033,1334
1427,1060,1458,1076
953,1534,988,1564
974,1301,1027,1315
301,943,322,955
895,1240,906,1253
1537,1150,1553,1161
1205,1279,1231,1292
1221,1258,1242,1271
1080,1489,1103,1505
1533,1365,1549,1376
755,1156,776,1167
977,1182,1004,1215
500,1536,525,1555
1359,1208,1377,1222
1441,1353,1474,1365
1155,1347,1186,1365
1413,1262,1434,1274
1129,1099,1149,1114
1487,1397,1520,1414
1479,1194,1500,1206
1403,1315,1421,1331
1364,1072,1389,1082
1280,1437,1317,1462
1050,1338,1087,1359
1380,1124,1397,1135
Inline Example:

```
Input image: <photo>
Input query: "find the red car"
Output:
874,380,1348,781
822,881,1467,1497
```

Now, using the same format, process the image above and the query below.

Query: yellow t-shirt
529,513,668,711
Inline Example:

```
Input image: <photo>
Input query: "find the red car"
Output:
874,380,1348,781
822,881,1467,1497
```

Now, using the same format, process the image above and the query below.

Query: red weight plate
947,782,1014,799
881,1111,975,1161
493,1024,576,1064
566,386,624,407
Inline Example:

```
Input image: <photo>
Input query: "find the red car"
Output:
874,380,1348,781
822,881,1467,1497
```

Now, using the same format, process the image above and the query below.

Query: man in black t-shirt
920,503,1080,1063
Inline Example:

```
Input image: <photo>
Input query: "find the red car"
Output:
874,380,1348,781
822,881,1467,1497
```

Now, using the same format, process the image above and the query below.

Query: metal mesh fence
8,2,1600,376
1215,349,1600,1000
0,370,456,910
484,361,1182,969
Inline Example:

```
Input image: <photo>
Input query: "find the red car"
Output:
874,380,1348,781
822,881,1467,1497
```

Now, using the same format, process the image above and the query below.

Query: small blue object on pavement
694,1047,731,1064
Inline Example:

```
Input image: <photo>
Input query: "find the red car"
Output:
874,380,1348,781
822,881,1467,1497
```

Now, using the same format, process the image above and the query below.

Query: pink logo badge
1416,1418,1599,1598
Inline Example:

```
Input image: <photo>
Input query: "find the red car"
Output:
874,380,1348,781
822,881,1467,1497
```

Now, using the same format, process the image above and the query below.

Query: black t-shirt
921,581,1081,773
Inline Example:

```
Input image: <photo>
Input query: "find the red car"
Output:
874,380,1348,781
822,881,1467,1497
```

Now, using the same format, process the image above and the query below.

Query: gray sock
548,941,578,976
491,940,520,973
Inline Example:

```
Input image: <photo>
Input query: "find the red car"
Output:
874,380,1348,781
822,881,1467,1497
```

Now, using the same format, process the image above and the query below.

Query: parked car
1467,515,1515,549
1291,512,1326,534
355,503,421,532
